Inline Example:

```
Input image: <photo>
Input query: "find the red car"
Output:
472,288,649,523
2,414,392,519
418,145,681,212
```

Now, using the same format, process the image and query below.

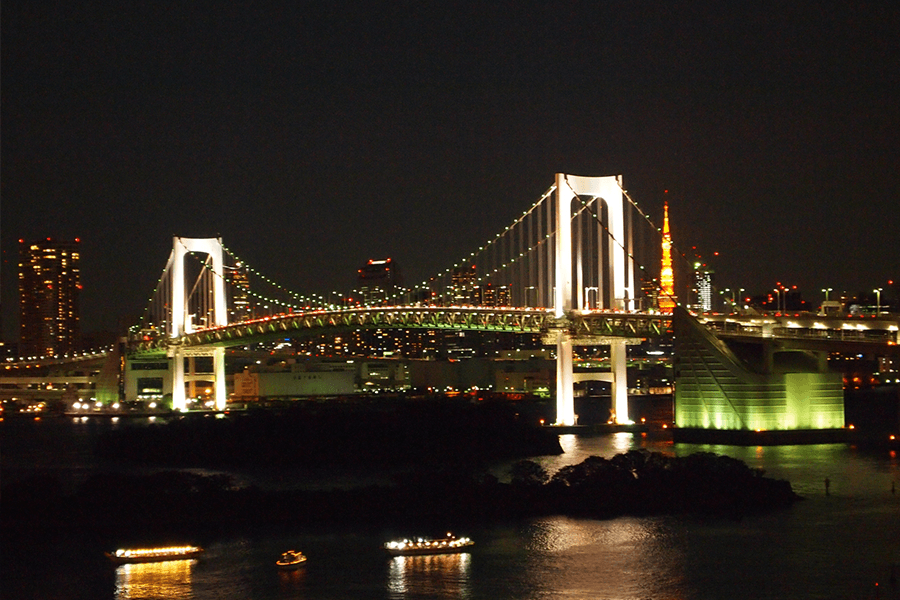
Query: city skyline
3,2,899,339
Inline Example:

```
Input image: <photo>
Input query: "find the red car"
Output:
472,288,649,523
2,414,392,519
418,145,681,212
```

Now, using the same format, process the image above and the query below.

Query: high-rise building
357,258,402,305
692,264,714,313
451,266,477,305
227,261,253,322
641,277,660,312
658,202,677,313
471,283,511,307
18,238,82,357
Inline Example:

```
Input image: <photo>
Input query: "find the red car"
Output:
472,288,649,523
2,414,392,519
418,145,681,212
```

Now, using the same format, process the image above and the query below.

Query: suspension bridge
131,173,673,425
5,172,898,433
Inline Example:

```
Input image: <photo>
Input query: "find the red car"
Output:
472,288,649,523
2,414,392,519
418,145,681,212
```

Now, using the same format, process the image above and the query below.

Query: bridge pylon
553,174,633,426
168,237,228,411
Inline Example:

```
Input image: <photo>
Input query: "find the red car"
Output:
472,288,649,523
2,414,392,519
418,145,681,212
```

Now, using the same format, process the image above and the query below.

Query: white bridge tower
168,237,228,411
552,174,634,426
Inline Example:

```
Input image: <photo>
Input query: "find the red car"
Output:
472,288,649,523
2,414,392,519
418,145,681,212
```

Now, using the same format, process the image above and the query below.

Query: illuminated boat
384,533,474,556
276,550,307,570
106,546,204,564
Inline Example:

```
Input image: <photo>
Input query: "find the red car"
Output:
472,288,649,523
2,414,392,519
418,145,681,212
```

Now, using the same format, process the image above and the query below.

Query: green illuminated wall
673,308,844,430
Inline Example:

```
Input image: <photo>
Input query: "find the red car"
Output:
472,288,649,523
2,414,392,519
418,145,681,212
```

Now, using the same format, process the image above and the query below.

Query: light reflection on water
387,553,471,598
521,516,686,600
519,433,899,501
114,559,195,599
500,432,674,481
6,419,899,599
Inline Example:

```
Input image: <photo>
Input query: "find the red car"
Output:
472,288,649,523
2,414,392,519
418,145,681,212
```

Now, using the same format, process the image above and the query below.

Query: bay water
2,418,898,599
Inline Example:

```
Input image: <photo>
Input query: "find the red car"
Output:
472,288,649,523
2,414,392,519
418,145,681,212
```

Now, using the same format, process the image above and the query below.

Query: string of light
384,185,558,304
564,177,682,309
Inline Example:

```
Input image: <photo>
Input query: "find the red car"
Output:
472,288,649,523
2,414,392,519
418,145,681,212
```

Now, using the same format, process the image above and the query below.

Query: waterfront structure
18,238,82,357
673,307,844,431
658,203,677,314
125,174,645,425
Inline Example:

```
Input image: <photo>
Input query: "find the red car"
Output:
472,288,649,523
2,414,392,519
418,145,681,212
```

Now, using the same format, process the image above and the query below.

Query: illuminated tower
18,238,82,357
658,202,677,313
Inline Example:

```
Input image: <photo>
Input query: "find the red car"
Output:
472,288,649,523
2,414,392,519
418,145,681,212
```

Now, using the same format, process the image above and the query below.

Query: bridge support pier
611,340,629,424
170,347,226,412
214,347,226,411
172,348,186,411
553,334,631,426
554,330,576,426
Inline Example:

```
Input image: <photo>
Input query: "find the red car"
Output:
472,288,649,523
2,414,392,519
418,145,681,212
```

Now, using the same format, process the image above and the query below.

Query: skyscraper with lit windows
693,264,714,313
227,261,253,322
18,238,82,357
357,258,402,305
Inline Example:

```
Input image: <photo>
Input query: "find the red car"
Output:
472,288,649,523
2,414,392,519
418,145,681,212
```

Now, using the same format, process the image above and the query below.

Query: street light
773,288,782,313
822,288,833,302
724,288,734,307
874,288,882,315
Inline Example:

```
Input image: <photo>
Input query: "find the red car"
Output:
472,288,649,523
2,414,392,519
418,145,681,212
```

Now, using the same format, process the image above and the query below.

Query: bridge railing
708,321,898,345
126,306,673,354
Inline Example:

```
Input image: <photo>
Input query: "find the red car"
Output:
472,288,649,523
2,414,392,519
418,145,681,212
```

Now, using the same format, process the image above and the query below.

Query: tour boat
384,533,474,556
276,550,307,570
106,546,204,564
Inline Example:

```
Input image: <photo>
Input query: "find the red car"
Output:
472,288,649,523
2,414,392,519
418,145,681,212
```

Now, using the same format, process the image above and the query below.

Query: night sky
3,1,898,339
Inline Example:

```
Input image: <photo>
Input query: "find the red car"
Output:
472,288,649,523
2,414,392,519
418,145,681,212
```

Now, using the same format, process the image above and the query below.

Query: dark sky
3,1,899,339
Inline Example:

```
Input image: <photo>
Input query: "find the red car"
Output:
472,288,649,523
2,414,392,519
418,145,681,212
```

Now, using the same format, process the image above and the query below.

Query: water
3,419,899,599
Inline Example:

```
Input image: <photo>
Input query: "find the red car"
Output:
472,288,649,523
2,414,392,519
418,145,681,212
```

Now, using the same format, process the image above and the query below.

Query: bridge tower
169,237,228,411
553,174,633,426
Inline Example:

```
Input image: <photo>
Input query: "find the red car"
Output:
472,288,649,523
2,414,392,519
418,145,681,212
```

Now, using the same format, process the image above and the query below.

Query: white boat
276,550,307,570
106,546,203,564
384,533,474,556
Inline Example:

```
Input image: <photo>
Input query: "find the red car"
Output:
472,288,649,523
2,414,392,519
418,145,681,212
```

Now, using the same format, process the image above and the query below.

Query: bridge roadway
697,312,900,353
130,306,673,357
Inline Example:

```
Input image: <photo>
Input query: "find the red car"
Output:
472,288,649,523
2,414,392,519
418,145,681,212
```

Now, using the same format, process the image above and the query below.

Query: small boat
276,550,307,570
384,533,474,556
106,546,204,564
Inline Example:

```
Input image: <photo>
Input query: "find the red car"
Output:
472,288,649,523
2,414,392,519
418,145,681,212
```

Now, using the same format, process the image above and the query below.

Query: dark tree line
2,450,800,546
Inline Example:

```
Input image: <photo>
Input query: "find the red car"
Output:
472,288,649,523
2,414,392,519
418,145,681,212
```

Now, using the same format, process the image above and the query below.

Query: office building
357,258,402,305
227,261,253,322
19,238,82,357
693,264,714,313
